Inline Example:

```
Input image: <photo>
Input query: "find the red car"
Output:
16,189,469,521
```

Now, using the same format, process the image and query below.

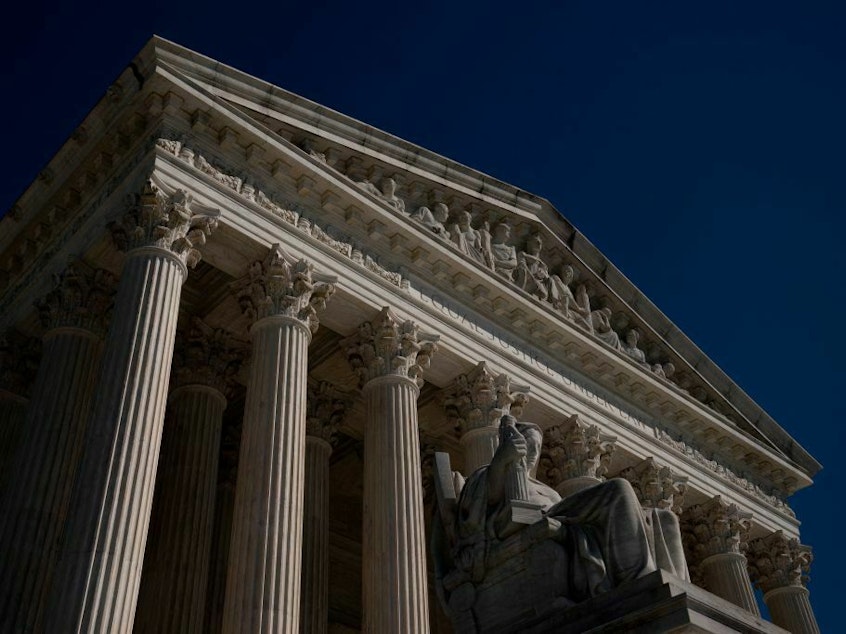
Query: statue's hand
498,428,527,465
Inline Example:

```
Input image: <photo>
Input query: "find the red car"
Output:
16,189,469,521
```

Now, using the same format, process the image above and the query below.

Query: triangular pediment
0,35,820,504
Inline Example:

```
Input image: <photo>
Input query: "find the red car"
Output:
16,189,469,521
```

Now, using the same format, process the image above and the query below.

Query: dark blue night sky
3,1,843,628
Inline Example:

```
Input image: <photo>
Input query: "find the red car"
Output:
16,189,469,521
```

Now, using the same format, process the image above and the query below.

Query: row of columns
0,180,439,633
0,177,820,633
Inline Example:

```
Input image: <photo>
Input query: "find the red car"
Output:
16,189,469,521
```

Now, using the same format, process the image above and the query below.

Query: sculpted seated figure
433,416,660,632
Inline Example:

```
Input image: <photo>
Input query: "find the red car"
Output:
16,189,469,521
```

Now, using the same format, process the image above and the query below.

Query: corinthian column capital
108,180,218,267
748,531,813,593
171,318,247,395
618,457,687,514
36,259,116,335
233,244,336,332
443,362,529,433
539,414,616,494
305,381,352,443
682,495,752,563
343,307,438,388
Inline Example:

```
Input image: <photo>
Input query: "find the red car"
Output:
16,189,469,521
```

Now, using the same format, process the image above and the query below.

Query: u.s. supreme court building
0,37,822,633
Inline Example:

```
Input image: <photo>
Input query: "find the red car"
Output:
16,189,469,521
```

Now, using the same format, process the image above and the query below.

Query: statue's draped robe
454,470,657,602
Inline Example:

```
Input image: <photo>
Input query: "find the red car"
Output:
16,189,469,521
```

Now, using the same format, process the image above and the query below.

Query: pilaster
344,307,438,633
43,181,218,633
222,245,335,634
748,531,819,633
442,362,528,474
681,496,758,614
0,261,114,632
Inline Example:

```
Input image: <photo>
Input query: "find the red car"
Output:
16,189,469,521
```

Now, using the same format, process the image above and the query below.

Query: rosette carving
747,531,813,593
36,260,116,335
539,414,616,487
343,307,438,387
232,244,336,331
618,457,687,514
108,180,218,267
442,362,529,434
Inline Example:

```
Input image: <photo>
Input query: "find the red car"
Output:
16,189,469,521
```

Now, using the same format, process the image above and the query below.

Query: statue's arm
486,430,526,506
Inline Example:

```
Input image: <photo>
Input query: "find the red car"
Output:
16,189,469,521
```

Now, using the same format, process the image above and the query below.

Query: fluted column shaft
461,425,499,474
363,375,429,633
765,586,820,634
301,436,332,634
700,552,759,615
0,327,103,630
222,316,311,634
43,248,187,633
205,478,236,634
135,385,227,633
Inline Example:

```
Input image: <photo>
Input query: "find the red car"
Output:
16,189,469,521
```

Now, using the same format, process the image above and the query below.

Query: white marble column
42,182,218,633
0,330,39,488
222,245,335,634
301,382,349,634
344,307,438,633
0,262,114,632
749,531,820,634
134,319,244,633
619,457,690,582
443,362,528,475
682,496,758,614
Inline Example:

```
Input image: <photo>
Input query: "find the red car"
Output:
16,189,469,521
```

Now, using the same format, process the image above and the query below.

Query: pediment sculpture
431,415,675,633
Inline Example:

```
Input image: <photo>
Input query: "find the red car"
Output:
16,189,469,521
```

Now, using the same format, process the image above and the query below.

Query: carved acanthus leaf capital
36,259,116,335
747,531,813,593
539,414,616,486
617,457,687,514
232,244,336,331
108,180,218,267
306,381,352,443
0,329,40,398
343,307,439,388
681,496,752,570
442,362,530,434
171,318,247,394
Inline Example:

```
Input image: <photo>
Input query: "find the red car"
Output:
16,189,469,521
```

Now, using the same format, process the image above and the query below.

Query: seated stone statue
411,202,451,241
514,233,550,301
432,416,658,633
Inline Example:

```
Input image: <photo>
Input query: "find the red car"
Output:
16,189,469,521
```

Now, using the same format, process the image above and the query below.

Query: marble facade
0,37,821,633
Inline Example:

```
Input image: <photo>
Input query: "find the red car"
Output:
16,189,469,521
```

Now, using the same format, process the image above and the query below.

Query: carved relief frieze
655,427,794,517
155,138,408,290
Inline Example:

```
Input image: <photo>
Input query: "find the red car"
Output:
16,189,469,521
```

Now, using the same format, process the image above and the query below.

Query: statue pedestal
497,570,787,634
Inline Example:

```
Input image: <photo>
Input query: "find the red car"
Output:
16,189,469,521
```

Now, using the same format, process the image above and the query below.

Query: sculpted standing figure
515,233,550,300
451,210,486,264
550,265,593,332
622,329,648,366
489,222,518,280
412,202,451,241
589,307,622,350
378,177,405,212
